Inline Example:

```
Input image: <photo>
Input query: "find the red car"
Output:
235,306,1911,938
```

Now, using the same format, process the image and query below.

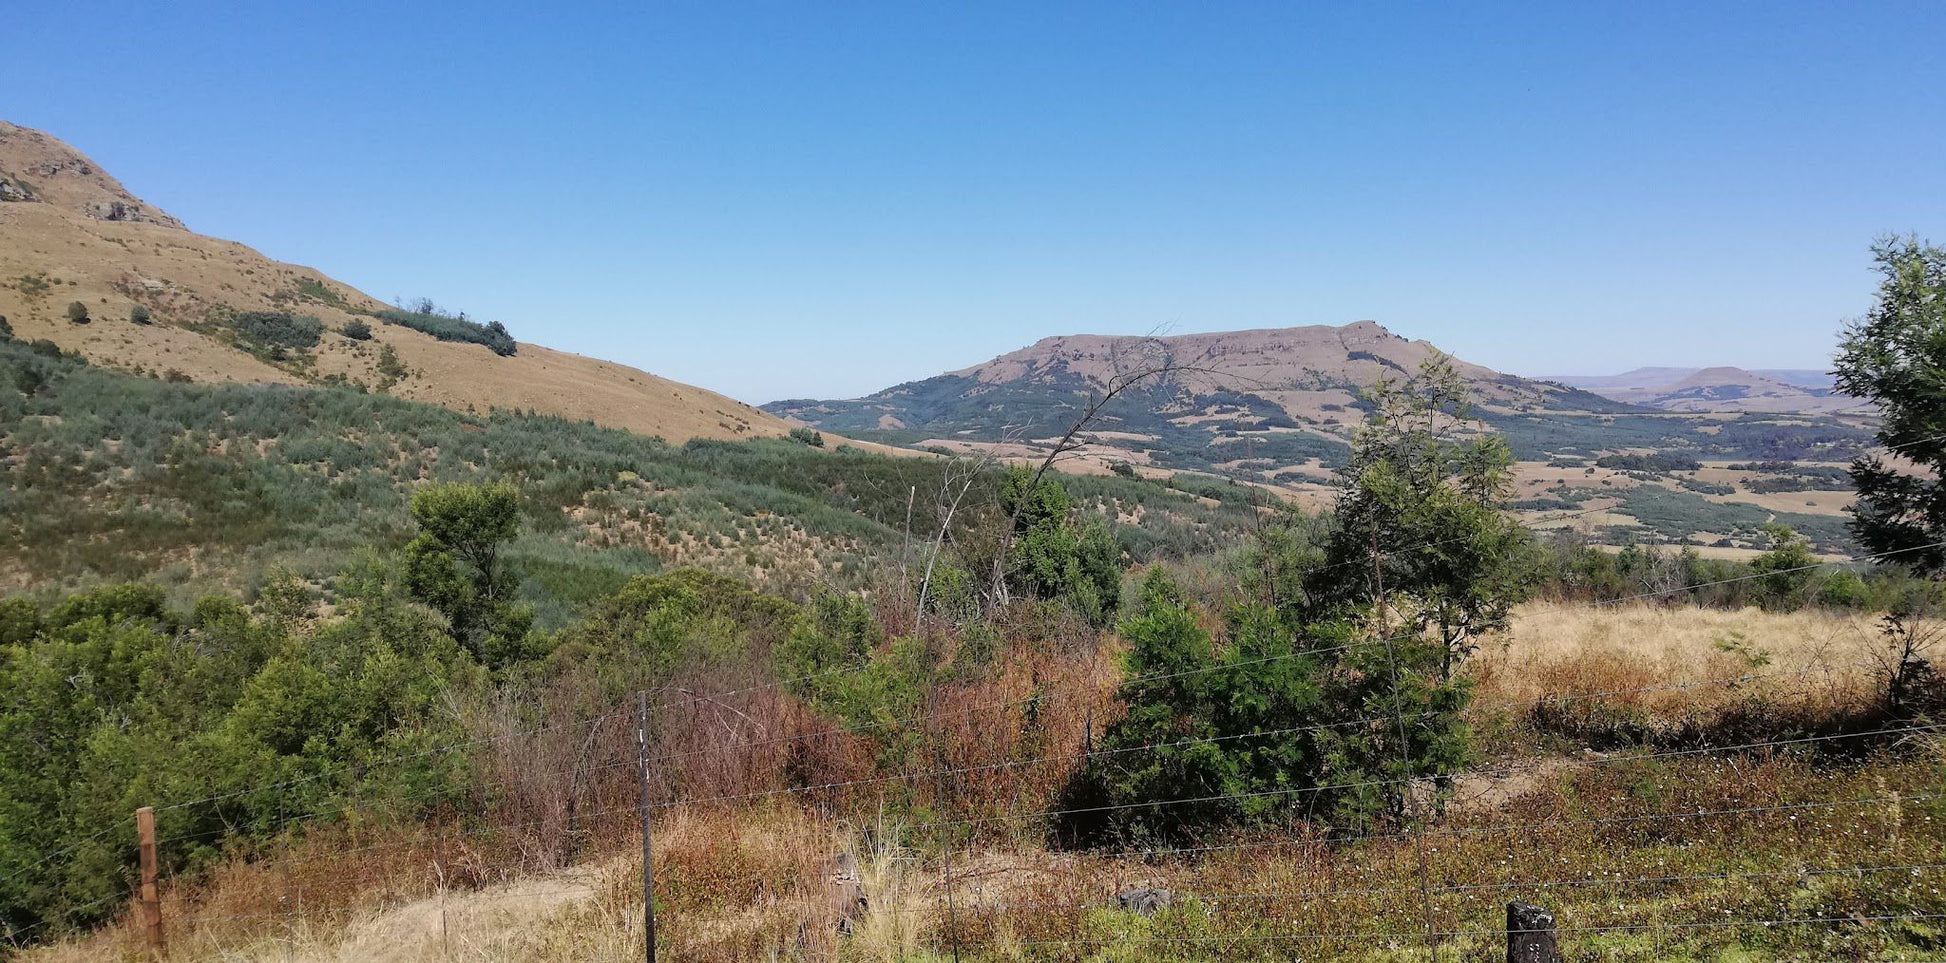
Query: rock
1117,887,1172,917
0,177,34,202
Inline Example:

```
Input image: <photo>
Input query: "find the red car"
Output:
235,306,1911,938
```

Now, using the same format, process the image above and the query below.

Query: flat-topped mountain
940,321,1617,410
769,321,1637,463
0,119,790,443
769,323,1876,552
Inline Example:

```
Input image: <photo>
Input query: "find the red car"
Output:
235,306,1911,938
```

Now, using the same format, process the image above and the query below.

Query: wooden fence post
135,806,162,959
1506,901,1559,963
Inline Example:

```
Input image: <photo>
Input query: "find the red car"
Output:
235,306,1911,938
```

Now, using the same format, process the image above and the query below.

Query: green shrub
230,311,322,349
342,319,373,341
789,426,825,447
376,307,516,356
129,304,152,325
65,301,89,324
1596,452,1702,474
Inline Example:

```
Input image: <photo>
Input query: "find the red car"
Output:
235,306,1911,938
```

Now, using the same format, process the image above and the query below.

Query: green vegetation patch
375,307,516,356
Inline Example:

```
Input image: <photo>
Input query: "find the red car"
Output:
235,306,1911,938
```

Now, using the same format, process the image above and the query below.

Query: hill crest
0,119,792,443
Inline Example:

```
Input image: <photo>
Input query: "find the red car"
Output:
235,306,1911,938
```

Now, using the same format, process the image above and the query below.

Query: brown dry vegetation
28,601,1946,961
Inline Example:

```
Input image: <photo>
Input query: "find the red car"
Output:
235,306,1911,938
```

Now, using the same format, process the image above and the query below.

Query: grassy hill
0,336,1258,615
0,119,793,444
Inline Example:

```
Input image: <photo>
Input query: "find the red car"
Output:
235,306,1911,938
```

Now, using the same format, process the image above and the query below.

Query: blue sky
7,2,1943,402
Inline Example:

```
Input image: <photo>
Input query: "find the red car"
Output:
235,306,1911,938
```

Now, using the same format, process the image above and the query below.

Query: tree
987,335,1217,606
401,482,531,665
1060,571,1319,844
1061,568,1468,844
1834,236,1946,577
1749,523,1817,608
997,466,1124,624
1307,355,1537,677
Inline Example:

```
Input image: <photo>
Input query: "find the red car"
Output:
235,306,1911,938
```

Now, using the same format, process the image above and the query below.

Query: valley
2,111,1941,963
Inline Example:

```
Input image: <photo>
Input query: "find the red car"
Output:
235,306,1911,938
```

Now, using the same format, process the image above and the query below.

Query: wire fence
12,560,1946,961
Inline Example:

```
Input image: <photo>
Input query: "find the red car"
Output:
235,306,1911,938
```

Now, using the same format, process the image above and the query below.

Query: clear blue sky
7,2,1943,402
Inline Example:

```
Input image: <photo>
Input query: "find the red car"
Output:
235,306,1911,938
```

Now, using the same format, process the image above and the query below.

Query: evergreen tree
401,481,533,665
1834,236,1946,576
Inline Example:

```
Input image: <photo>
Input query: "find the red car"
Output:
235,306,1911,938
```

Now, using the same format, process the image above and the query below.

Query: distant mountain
768,322,1873,476
0,119,792,443
1546,366,1848,413
1751,369,1837,390
1544,367,1701,392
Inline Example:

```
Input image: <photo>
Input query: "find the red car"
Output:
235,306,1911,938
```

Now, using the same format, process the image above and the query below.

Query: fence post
1506,901,1559,963
636,691,659,963
135,806,162,959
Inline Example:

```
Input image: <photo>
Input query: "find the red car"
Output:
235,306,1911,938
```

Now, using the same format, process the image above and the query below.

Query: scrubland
31,601,1945,962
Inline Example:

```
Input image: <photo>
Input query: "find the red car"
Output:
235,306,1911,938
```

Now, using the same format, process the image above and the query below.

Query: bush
376,307,516,356
230,311,322,349
129,304,152,325
1059,570,1471,845
1595,453,1702,474
789,427,825,447
342,319,373,341
65,301,89,324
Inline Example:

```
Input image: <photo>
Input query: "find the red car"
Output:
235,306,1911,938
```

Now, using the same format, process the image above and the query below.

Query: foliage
402,482,534,667
552,568,800,701
375,306,516,356
375,343,408,387
128,304,151,325
230,310,322,349
1308,355,1538,677
1833,235,1946,576
0,577,479,939
788,426,824,447
64,301,89,324
1000,466,1124,625
1062,569,1470,844
1596,452,1702,474
1748,523,1819,608
776,593,927,745
342,318,373,341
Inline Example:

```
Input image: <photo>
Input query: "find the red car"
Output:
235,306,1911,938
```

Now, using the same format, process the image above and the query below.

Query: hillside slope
763,321,1876,470
768,321,1645,468
0,119,790,443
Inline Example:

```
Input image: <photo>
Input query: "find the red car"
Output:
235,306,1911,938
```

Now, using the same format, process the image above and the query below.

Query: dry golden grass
0,119,798,445
1474,600,1897,724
